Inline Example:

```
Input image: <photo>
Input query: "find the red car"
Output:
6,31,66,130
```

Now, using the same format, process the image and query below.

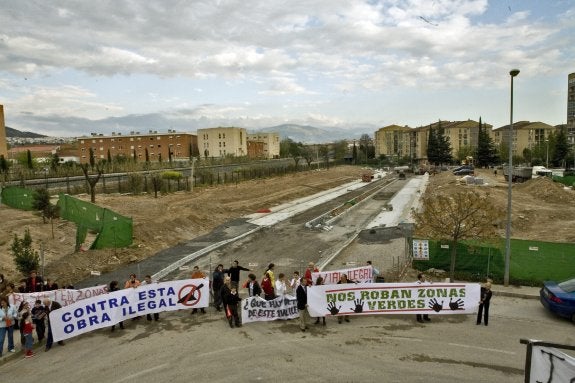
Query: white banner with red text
9,285,109,308
241,294,299,323
311,265,375,285
50,278,209,342
306,282,480,318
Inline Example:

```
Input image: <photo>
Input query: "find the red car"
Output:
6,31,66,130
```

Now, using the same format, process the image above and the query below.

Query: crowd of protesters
2,259,481,359
0,270,68,359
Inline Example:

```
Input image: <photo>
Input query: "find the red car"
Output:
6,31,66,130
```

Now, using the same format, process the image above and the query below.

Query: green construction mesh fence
58,194,133,250
412,238,575,285
1,186,37,211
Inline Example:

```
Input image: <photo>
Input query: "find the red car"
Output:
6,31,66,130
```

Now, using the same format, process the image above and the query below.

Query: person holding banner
337,275,354,324
476,280,493,326
212,264,225,312
0,297,17,356
191,267,207,314
245,274,262,297
289,271,301,293
296,277,310,332
314,276,326,326
43,298,65,351
32,300,47,342
109,281,125,331
275,273,287,297
142,275,160,321
415,273,431,323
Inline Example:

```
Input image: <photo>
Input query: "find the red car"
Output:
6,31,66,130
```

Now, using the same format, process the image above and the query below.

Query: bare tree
80,163,103,203
151,173,163,198
412,190,503,281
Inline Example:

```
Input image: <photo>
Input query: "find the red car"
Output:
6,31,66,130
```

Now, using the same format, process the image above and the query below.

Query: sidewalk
490,283,541,300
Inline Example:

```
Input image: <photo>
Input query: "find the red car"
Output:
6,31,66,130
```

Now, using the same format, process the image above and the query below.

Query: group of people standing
0,270,67,359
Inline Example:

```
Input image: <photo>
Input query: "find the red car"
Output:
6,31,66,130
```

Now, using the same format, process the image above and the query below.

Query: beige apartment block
490,121,555,157
0,105,8,158
374,125,412,158
77,130,196,164
198,127,247,158
247,132,280,159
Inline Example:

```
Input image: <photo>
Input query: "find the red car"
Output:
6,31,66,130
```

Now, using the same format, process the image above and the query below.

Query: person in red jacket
261,272,275,301
304,262,319,285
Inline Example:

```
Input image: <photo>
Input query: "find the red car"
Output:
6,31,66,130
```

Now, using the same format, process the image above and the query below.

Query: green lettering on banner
459,288,466,297
326,293,336,303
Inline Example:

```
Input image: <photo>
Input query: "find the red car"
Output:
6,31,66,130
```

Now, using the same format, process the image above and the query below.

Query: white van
532,166,553,178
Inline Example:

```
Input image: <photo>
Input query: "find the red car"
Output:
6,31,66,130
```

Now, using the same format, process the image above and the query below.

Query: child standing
21,312,35,358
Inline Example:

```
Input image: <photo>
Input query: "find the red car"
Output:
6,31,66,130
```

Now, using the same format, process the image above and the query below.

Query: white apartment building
197,127,247,158
247,132,280,159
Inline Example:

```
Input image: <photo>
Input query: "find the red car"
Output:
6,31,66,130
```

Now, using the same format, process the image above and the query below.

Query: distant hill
6,126,47,138
252,124,370,144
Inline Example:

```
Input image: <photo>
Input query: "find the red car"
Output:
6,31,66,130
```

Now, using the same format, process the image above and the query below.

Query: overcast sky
0,0,574,137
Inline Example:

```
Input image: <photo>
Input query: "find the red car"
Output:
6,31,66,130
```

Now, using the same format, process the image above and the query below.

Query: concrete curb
491,289,540,300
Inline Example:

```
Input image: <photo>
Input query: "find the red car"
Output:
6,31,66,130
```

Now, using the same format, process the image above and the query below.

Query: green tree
359,134,371,164
412,190,503,281
352,141,358,164
0,154,9,176
107,149,112,163
319,145,329,169
552,127,569,167
475,118,498,167
426,125,439,165
301,146,316,168
50,153,60,172
151,173,163,198
11,229,40,275
26,150,34,170
89,147,96,170
332,140,349,160
436,121,452,165
145,148,150,163
32,188,51,224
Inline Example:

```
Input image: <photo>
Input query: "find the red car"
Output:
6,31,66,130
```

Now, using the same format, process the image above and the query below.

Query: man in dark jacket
224,260,250,289
26,270,43,293
296,277,310,332
476,281,493,326
212,264,225,311
225,287,242,328
43,298,65,351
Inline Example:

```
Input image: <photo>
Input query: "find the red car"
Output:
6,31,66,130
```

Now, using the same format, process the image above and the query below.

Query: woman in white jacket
0,297,17,357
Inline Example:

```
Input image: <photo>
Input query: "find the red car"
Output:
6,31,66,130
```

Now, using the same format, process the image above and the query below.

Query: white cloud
0,0,573,135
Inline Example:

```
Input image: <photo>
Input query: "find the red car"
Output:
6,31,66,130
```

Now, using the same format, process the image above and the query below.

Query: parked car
453,168,475,176
540,278,575,322
452,165,474,173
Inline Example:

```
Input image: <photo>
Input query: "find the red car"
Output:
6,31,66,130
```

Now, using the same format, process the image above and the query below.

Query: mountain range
5,126,47,138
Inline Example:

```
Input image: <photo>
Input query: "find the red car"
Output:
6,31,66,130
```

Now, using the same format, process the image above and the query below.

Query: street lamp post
504,69,520,287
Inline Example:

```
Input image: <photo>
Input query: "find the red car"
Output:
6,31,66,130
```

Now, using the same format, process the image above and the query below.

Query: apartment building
490,121,555,157
374,125,412,159
246,132,280,159
197,127,247,158
77,130,196,164
0,105,7,158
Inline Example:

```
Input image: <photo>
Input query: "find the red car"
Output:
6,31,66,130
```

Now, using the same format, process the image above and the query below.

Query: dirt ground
1,165,574,287
425,168,575,242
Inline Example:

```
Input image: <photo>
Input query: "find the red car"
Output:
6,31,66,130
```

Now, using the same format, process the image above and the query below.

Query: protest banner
50,278,209,342
241,295,299,323
9,285,108,308
306,282,480,318
311,265,374,285
529,345,575,383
